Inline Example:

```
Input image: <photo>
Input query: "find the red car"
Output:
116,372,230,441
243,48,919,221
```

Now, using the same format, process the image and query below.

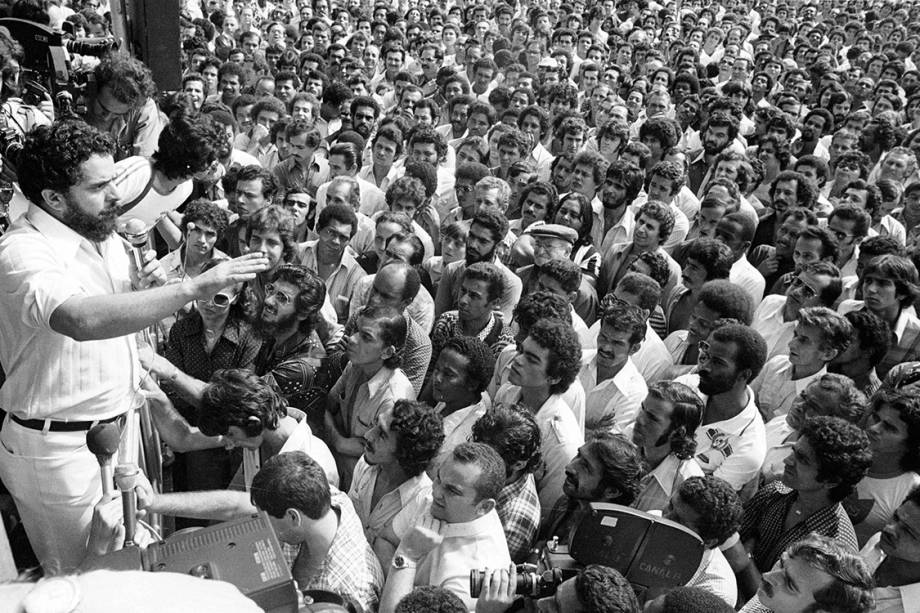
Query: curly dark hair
385,175,427,210
94,51,158,105
512,290,570,332
471,208,510,244
697,280,754,325
709,324,767,382
539,258,582,294
526,319,582,395
268,264,326,334
659,587,735,613
18,120,115,207
153,111,225,180
634,200,676,244
869,389,920,472
685,238,733,281
198,368,288,437
517,104,550,138
472,404,543,477
181,199,230,237
800,416,872,502
408,125,448,162
639,116,681,150
394,586,466,613
769,169,819,210
440,336,495,394
676,476,743,546
843,310,891,367
390,400,445,477
575,565,639,613
633,251,670,288
461,262,506,303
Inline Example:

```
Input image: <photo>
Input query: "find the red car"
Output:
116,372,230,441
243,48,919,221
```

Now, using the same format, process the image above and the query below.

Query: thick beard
62,202,118,243
256,308,299,339
697,375,728,397
465,245,495,266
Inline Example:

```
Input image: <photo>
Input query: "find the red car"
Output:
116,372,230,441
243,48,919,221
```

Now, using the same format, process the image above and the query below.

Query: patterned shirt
283,491,384,612
254,330,329,412
164,315,261,423
496,474,541,563
740,481,859,572
428,311,514,386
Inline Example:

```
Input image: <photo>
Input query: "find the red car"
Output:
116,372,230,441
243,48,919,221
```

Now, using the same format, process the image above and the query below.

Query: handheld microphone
122,218,149,271
86,423,120,497
115,464,140,546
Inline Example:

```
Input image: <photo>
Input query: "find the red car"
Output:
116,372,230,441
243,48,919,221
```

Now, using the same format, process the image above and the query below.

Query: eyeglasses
264,284,295,305
205,292,233,308
455,183,474,195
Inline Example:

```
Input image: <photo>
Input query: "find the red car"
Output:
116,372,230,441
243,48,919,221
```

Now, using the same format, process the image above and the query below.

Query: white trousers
0,417,102,573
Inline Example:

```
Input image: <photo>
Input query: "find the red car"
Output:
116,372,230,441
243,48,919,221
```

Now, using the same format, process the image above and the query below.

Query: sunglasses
205,292,233,307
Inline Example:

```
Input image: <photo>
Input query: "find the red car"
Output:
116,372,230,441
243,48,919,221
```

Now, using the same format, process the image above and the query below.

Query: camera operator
474,564,640,613
84,51,165,161
0,27,53,135
0,120,268,571
538,433,643,545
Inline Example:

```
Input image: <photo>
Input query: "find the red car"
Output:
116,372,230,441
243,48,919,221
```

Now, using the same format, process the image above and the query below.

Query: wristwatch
392,554,418,570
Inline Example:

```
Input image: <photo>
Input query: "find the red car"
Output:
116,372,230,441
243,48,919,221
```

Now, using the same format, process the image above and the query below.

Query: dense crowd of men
2,0,920,611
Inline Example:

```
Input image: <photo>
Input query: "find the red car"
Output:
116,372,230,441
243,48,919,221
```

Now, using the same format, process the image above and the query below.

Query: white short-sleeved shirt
494,384,585,511
675,374,767,491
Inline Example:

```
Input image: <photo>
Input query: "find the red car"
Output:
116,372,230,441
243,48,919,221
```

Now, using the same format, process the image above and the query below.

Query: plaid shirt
282,491,384,612
496,474,541,563
740,481,858,572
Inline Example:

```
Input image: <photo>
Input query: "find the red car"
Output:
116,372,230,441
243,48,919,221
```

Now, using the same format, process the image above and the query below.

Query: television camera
470,503,706,602
0,18,118,172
